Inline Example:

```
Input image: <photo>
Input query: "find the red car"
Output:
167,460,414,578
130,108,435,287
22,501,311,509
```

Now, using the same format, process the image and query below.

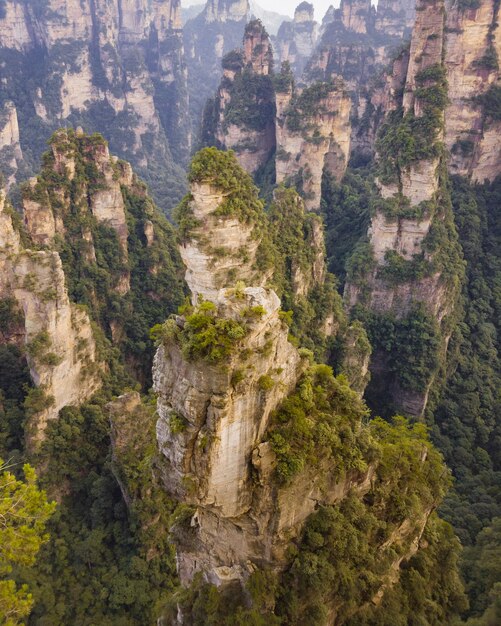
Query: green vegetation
24,130,185,383
269,186,344,358
179,404,461,625
188,148,264,216
223,69,275,132
0,460,55,626
376,64,447,186
359,305,442,404
267,365,373,484
321,169,372,285
476,85,501,122
273,61,294,94
378,250,432,285
285,80,343,134
429,176,501,620
160,299,249,364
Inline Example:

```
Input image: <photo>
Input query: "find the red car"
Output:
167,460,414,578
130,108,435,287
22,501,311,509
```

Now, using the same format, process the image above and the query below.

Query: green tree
0,460,55,625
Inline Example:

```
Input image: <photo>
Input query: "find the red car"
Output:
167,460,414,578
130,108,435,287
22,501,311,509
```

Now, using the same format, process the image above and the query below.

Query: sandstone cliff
275,2,318,78
0,0,189,209
444,0,501,181
184,0,249,137
344,0,464,417
148,150,445,625
276,77,351,211
0,186,101,445
206,20,276,174
0,128,186,443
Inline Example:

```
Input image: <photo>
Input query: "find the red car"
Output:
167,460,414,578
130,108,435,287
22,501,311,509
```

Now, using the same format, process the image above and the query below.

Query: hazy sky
181,0,340,20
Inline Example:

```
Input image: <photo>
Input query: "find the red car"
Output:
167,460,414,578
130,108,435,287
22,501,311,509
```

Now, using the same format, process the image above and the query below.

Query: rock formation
305,0,413,90
444,0,501,181
0,0,189,209
0,127,186,444
0,186,101,445
0,100,23,188
276,76,351,210
151,150,452,624
184,0,250,137
344,0,464,417
275,2,318,78
204,20,276,174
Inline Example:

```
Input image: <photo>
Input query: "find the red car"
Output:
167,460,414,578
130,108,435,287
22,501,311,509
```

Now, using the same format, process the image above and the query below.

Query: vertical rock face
155,287,302,521
375,0,415,37
275,2,318,77
153,151,308,583
339,0,372,34
444,0,501,181
0,0,189,209
0,189,101,445
153,150,376,589
205,20,275,174
205,0,249,23
276,78,351,210
0,101,23,188
344,0,463,417
183,0,250,137
23,129,133,295
178,181,270,302
305,0,414,91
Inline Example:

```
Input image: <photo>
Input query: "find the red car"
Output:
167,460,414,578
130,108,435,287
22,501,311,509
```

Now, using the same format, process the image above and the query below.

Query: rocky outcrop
275,2,318,77
23,129,133,294
207,20,276,174
153,151,372,586
444,0,501,181
184,0,250,136
276,77,351,210
178,182,270,302
0,0,189,210
155,287,303,522
305,0,412,91
0,188,101,445
344,0,463,417
375,0,415,37
0,101,23,188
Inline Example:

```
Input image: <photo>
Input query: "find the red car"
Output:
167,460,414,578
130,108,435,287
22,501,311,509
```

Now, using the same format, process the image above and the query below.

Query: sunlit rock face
444,0,501,181
276,79,352,211
0,189,101,446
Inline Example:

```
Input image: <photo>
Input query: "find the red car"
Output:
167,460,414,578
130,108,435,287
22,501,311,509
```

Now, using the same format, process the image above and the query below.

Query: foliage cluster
376,63,447,185
160,299,249,364
0,460,55,626
181,410,458,625
266,365,373,483
429,176,501,620
268,186,344,358
285,80,342,134
223,69,275,132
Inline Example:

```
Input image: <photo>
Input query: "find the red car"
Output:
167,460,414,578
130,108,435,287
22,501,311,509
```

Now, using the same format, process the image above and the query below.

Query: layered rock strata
0,188,101,445
153,157,369,585
344,0,463,417
208,20,276,174
275,2,318,77
177,182,270,303
276,77,351,210
184,0,250,133
0,0,189,207
444,0,501,181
